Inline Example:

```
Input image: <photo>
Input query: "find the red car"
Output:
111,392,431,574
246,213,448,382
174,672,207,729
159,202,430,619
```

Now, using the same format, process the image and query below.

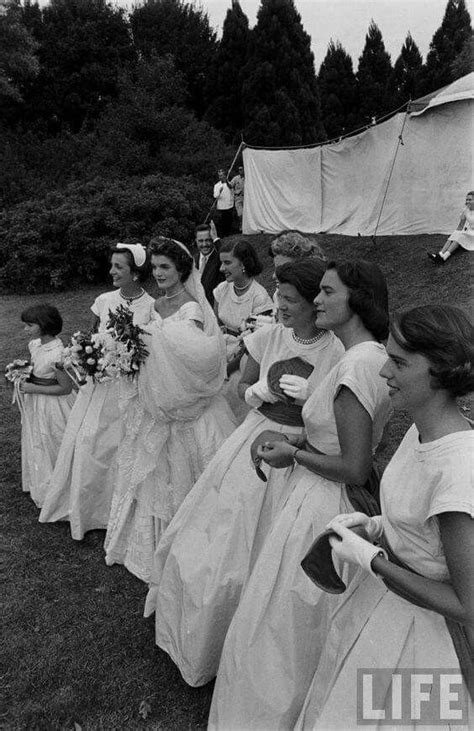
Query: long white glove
279,374,310,401
326,521,387,578
245,379,279,408
327,511,383,542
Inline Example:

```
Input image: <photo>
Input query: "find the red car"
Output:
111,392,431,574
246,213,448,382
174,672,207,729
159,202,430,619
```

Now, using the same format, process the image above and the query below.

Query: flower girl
12,304,75,508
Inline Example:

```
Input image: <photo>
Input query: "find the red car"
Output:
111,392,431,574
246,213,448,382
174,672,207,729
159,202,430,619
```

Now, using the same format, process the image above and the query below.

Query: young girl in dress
214,237,273,422
208,260,393,730
428,190,474,263
18,304,75,508
295,303,473,730
104,237,236,583
39,243,154,539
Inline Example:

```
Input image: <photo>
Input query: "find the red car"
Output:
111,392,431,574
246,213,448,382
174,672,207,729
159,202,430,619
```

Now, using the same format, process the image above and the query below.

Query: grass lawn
1,233,471,730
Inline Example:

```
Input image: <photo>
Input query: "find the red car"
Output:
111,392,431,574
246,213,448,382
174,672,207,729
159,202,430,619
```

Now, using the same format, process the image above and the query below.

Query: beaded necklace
119,288,145,306
292,329,325,345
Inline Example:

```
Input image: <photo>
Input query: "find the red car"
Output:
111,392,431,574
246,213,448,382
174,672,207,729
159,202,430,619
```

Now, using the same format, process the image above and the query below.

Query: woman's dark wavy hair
148,237,193,282
21,304,63,336
219,237,263,277
390,304,473,397
275,259,326,305
326,260,389,342
110,243,151,282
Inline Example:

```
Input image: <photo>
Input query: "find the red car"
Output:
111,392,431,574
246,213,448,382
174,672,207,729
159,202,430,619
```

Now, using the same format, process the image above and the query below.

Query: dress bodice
462,206,474,230
381,424,474,581
151,301,204,326
302,341,391,456
28,338,65,378
91,290,155,331
213,280,273,331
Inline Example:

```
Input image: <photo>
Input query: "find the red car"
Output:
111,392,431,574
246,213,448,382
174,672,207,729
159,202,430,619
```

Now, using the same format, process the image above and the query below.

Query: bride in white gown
104,237,236,582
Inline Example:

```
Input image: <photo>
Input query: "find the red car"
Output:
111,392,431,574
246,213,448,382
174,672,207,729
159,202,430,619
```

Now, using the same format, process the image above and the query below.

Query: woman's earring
241,267,246,274
133,276,138,281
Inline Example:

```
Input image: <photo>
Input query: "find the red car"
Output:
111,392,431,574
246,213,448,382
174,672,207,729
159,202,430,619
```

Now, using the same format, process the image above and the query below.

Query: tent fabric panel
242,147,322,235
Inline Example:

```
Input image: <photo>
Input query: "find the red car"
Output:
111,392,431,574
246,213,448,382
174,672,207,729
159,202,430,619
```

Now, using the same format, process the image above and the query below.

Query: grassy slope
1,234,471,730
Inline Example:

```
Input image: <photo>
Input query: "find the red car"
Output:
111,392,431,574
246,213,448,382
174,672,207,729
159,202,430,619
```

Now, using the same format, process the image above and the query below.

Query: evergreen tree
204,0,250,142
130,0,218,118
318,39,357,139
389,33,423,108
241,0,325,146
356,20,393,126
418,0,472,94
0,0,38,105
450,31,473,78
19,0,135,134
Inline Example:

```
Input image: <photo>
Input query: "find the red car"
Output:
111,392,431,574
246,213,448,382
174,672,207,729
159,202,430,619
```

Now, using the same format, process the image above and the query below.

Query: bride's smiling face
151,254,181,291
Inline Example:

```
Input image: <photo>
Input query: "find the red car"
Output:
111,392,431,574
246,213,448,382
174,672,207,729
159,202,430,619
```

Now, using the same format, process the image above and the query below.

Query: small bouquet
5,358,33,385
59,306,149,386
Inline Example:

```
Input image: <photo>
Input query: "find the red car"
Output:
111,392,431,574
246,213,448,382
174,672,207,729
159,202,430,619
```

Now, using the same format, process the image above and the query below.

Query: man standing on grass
213,168,234,238
193,222,224,307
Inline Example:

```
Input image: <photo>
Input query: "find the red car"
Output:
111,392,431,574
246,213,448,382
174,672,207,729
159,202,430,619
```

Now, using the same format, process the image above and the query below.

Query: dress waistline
29,374,58,386
258,401,303,427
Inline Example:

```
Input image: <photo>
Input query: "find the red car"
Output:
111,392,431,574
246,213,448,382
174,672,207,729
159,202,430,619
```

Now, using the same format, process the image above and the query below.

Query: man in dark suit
193,222,224,307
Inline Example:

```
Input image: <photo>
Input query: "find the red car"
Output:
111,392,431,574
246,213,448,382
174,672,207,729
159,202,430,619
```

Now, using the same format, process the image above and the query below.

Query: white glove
279,374,310,401
245,379,279,408
327,522,387,578
327,512,383,542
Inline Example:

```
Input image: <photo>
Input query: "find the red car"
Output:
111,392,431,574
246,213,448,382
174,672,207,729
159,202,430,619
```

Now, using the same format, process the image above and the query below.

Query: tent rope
371,110,409,244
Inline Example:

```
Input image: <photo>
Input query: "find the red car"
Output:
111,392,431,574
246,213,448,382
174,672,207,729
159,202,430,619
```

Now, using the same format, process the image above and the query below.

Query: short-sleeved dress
143,324,344,686
214,279,273,423
103,301,236,583
208,341,392,730
21,338,76,508
449,206,474,250
39,290,155,539
295,425,474,731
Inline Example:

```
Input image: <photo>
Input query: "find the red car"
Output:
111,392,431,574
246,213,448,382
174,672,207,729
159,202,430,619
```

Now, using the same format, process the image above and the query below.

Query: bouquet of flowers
5,358,33,385
59,306,149,386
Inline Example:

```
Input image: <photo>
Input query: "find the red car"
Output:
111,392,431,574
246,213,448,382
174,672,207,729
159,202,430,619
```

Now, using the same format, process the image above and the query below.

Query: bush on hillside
0,173,210,293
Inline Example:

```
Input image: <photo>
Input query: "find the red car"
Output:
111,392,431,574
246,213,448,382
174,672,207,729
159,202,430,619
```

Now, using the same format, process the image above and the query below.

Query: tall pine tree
389,33,423,109
318,40,357,139
356,21,393,126
241,0,325,146
0,0,38,106
130,0,218,118
418,0,472,94
204,0,250,142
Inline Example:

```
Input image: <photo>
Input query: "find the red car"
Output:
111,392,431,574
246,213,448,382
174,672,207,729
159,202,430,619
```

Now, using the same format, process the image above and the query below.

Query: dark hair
21,304,63,336
110,243,150,283
195,223,211,237
269,230,326,262
326,260,389,342
148,237,193,282
219,237,263,277
390,305,473,397
275,259,326,304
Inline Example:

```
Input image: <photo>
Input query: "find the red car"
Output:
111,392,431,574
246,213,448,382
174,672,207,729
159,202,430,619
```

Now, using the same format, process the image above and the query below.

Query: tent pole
204,141,245,224
372,110,409,245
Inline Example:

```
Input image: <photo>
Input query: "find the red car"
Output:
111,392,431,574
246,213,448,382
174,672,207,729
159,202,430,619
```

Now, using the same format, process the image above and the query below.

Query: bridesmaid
39,244,154,539
209,260,393,730
296,304,473,730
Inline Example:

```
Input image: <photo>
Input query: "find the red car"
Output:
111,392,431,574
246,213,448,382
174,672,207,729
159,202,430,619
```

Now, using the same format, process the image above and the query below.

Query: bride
104,236,236,582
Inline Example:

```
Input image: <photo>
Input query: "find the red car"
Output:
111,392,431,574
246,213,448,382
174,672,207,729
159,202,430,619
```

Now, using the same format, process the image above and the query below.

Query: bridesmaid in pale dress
214,237,273,422
104,237,236,583
296,303,473,730
428,190,474,263
39,244,154,538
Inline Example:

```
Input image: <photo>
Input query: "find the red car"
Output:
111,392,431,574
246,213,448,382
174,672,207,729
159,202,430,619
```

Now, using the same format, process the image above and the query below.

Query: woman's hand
19,381,33,394
244,379,279,407
210,220,218,241
257,440,297,469
279,374,310,401
327,522,386,575
327,512,382,542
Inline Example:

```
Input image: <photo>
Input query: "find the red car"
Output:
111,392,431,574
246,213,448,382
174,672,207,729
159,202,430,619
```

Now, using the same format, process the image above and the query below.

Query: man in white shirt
229,165,245,232
193,222,224,306
213,168,234,237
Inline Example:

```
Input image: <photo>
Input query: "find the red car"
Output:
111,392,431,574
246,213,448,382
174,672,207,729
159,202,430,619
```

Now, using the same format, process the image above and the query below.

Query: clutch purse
267,357,314,403
301,525,368,594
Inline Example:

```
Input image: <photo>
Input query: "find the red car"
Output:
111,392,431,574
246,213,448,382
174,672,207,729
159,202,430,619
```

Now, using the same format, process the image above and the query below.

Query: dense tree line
0,0,471,292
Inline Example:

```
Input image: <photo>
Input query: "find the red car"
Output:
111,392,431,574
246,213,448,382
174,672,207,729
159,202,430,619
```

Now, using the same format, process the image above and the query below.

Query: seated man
193,222,224,307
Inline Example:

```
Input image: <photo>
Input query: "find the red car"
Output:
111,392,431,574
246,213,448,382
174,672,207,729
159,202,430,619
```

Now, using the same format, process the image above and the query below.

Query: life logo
356,668,470,725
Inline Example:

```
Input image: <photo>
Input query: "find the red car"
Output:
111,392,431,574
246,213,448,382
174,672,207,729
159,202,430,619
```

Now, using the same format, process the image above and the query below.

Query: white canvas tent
242,73,474,237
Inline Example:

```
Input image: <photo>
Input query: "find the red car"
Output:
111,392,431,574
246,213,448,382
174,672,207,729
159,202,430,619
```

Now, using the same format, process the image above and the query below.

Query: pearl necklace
164,288,186,300
233,281,251,292
120,288,145,305
292,329,325,345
